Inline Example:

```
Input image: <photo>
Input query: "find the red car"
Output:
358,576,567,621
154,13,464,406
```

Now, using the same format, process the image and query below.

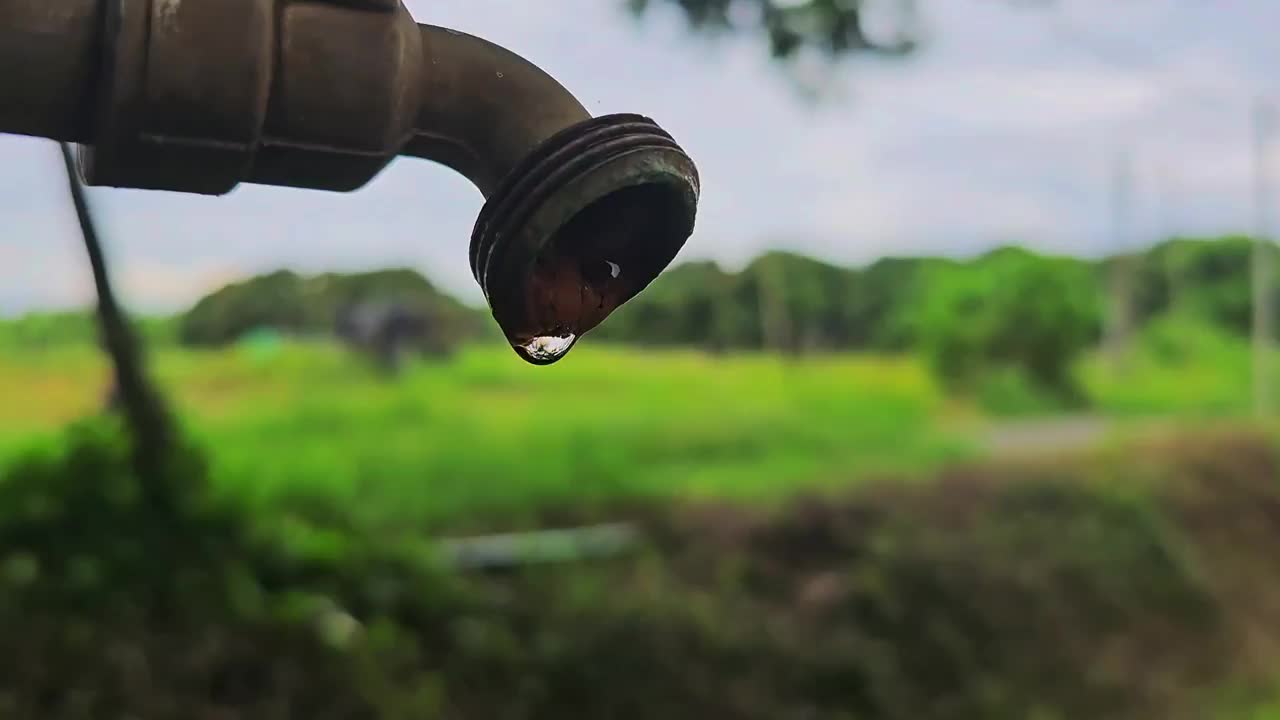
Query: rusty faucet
0,0,700,364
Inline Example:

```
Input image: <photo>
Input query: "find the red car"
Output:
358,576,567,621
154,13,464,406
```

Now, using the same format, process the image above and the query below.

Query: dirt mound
635,428,1280,719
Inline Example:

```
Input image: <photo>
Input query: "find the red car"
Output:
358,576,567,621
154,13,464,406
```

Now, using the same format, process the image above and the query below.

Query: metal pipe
0,0,699,365
407,25,591,198
432,523,641,570
0,0,100,142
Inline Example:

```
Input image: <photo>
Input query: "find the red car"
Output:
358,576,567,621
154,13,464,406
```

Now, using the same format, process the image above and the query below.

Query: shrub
918,247,1101,402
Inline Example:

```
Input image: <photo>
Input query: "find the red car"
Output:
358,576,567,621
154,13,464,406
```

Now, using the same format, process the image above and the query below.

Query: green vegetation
603,239,1259,349
3,408,1280,717
917,247,1100,402
0,309,175,349
1,323,1275,530
125,235,1273,408
4,1,1269,712
598,237,1274,405
0,344,968,531
1082,313,1260,417
629,0,921,60
179,268,487,349
5,234,1280,716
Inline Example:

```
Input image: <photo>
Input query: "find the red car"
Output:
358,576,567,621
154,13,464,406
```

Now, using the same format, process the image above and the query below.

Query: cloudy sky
1,0,1277,315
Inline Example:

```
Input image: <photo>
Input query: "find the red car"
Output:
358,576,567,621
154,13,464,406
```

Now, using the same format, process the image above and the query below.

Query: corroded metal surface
0,0,593,197
0,0,701,361
0,0,100,142
405,25,590,196
469,113,700,360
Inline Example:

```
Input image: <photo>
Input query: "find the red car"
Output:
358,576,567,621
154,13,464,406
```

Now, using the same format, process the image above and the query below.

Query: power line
1152,161,1184,313
1252,98,1274,416
1051,17,1277,400
1105,145,1135,375
1047,17,1151,377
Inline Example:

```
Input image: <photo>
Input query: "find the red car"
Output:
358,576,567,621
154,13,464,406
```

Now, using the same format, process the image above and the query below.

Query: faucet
0,0,700,364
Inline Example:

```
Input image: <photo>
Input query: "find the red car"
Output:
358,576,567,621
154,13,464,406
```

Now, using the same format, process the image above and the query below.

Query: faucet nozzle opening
470,114,699,365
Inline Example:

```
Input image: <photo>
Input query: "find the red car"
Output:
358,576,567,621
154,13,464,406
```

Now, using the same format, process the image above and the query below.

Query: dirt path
980,414,1114,457
978,413,1203,457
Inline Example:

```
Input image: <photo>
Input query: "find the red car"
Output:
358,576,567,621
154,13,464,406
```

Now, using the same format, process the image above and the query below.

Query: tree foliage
20,234,1264,402
178,268,489,354
628,0,920,61
1128,236,1258,334
593,251,942,353
916,247,1101,399
595,238,1276,401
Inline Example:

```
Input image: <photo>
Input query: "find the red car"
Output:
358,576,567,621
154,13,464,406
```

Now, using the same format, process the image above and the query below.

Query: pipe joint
80,0,420,194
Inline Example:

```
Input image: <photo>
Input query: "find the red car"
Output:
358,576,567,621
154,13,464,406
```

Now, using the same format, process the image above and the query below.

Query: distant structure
334,301,445,374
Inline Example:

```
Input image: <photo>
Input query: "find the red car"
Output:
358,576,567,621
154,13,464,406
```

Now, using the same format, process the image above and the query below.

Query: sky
2,0,1278,315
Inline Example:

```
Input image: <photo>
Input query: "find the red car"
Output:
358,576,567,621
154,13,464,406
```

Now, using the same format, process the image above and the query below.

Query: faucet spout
406,26,591,198
0,0,700,365
401,28,698,362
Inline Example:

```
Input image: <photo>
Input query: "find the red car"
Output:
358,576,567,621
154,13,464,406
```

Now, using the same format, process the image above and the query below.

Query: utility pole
1252,98,1274,416
1153,162,1183,314
1106,145,1135,375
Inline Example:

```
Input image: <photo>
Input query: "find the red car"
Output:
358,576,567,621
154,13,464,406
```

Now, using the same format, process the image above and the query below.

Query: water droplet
496,71,505,78
518,334,576,363
606,260,621,279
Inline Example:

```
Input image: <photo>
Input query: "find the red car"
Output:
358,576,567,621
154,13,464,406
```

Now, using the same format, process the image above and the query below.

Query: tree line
3,235,1265,399
600,237,1257,345
595,236,1265,398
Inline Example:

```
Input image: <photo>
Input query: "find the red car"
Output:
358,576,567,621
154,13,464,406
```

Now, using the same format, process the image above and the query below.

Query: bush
1138,312,1245,368
2,421,1278,718
0,419,242,612
918,247,1101,402
178,269,488,352
1081,314,1254,415
976,366,1070,416
0,312,96,349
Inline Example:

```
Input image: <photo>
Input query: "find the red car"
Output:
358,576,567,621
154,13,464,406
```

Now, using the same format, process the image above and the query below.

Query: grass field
7,338,1280,717
0,342,980,530
4,326,1275,530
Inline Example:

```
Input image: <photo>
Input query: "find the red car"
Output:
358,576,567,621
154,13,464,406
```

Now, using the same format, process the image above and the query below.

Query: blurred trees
17,234,1264,401
594,251,941,353
178,268,489,357
606,240,1261,359
1,415,1273,718
627,0,920,60
629,0,1057,65
0,311,173,349
916,247,1100,400
1128,236,1257,334
596,236,1267,400
0,311,97,348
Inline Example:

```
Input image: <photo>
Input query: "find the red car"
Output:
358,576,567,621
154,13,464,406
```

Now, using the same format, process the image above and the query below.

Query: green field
7,338,1280,717
0,342,981,530
5,327,1277,531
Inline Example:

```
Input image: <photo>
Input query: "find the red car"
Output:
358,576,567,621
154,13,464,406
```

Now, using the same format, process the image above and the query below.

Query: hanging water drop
500,189,650,366
517,333,577,363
